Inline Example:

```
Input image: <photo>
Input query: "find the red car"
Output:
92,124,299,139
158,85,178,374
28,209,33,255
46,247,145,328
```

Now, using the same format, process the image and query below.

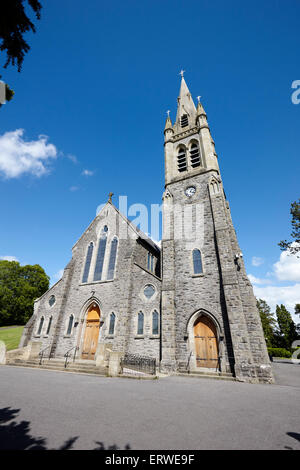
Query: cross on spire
108,192,114,202
166,110,170,117
179,69,185,78
197,96,201,103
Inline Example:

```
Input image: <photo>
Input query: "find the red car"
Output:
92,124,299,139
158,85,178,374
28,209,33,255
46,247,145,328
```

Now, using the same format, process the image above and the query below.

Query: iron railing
121,353,156,375
39,345,51,365
64,346,79,368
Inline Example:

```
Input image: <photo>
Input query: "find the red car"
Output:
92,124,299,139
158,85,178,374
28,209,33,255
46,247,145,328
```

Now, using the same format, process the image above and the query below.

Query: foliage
276,304,298,350
257,298,276,347
267,348,292,358
0,326,24,351
0,260,49,326
0,83,15,108
0,0,42,73
279,199,300,255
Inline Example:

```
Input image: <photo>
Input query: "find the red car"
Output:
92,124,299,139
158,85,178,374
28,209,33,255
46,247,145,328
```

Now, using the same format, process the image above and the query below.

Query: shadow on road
0,406,130,450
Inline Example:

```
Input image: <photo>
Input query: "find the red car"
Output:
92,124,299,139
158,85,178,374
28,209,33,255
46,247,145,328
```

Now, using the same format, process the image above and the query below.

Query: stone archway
81,304,101,360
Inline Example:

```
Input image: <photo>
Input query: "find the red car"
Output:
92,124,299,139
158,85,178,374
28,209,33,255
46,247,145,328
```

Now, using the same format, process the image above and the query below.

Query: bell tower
160,73,273,383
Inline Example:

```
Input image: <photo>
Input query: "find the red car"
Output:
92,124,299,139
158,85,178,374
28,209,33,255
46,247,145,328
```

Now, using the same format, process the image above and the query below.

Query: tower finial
197,95,201,103
108,192,114,203
179,69,185,78
166,110,170,117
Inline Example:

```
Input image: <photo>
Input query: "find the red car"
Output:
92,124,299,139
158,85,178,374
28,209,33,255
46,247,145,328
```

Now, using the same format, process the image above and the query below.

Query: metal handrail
38,345,51,365
186,351,193,372
64,346,79,368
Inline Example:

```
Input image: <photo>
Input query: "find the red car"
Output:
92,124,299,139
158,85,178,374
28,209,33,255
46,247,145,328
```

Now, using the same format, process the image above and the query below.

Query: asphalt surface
0,362,299,450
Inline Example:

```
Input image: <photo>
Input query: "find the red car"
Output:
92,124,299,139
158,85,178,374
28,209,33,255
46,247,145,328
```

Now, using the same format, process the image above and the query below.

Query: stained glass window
109,313,115,335
152,310,159,335
137,312,144,335
82,242,94,283
49,295,55,307
193,249,203,274
67,315,74,335
107,238,118,280
46,316,52,335
144,285,155,299
37,317,44,335
94,227,108,281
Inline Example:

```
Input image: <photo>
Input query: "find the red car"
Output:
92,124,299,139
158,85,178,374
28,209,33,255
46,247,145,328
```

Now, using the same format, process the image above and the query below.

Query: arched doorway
194,316,219,369
82,304,101,360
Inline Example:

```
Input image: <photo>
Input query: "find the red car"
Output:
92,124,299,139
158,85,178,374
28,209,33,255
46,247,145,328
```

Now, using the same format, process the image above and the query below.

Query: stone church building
19,75,273,383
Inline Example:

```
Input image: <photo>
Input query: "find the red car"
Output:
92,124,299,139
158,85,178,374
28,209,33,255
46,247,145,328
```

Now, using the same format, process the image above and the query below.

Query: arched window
82,242,94,283
94,226,108,281
107,237,118,280
210,180,219,195
49,295,55,307
108,313,116,335
37,317,44,335
137,312,144,335
152,310,159,335
177,147,187,172
181,114,189,127
190,143,201,168
193,249,203,274
67,315,74,335
46,316,52,335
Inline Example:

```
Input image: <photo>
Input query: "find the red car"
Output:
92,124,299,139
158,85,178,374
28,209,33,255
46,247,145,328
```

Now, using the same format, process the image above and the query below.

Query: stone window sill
106,335,114,339
79,279,115,286
192,273,205,278
149,335,160,339
134,335,145,339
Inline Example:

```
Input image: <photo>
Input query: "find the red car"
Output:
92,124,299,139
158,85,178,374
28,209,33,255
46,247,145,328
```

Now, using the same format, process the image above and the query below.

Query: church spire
175,72,197,127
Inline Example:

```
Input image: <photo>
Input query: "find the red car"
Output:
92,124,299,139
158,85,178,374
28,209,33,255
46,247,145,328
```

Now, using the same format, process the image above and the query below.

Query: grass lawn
0,326,24,351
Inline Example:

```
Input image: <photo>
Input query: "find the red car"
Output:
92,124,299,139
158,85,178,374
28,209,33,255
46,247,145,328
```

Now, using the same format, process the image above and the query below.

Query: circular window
144,285,155,299
49,295,56,307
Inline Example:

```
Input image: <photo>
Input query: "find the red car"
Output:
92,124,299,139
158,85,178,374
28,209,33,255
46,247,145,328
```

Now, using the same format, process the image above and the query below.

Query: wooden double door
82,305,101,360
194,316,219,369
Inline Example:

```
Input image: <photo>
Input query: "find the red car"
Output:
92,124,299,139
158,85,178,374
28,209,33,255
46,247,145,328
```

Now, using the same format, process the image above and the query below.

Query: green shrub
267,347,292,358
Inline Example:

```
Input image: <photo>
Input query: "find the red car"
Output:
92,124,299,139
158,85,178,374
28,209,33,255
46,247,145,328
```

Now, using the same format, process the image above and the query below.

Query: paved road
0,363,299,450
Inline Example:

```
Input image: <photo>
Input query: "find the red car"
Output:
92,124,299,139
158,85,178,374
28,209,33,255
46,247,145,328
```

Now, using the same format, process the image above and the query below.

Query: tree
0,0,42,73
275,304,298,350
0,1,42,106
256,299,276,347
0,260,49,326
279,199,300,255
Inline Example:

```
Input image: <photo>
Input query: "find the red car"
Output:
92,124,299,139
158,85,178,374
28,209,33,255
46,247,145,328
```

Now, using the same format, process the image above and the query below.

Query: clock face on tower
185,186,196,197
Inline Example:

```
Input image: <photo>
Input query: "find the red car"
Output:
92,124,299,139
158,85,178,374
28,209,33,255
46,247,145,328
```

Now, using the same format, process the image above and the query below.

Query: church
19,75,273,384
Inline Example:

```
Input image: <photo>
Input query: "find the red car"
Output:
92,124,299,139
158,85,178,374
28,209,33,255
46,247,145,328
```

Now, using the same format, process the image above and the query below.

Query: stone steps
6,358,108,376
177,370,236,381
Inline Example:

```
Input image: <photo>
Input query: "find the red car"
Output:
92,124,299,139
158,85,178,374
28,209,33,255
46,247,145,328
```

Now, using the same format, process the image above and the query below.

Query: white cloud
82,169,94,177
252,256,264,267
248,274,272,285
0,129,57,178
70,186,79,192
253,284,300,321
0,255,18,262
273,248,300,282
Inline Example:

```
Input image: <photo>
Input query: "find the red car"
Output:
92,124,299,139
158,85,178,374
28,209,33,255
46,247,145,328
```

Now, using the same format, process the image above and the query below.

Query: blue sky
0,0,299,319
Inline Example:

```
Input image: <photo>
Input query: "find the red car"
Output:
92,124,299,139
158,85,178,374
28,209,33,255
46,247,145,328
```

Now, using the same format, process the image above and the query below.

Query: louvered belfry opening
190,143,201,168
177,147,187,172
180,114,188,127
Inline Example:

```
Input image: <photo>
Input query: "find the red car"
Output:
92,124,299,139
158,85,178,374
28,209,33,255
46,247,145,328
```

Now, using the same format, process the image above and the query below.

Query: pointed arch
46,316,52,335
66,314,74,335
37,316,44,336
94,226,108,281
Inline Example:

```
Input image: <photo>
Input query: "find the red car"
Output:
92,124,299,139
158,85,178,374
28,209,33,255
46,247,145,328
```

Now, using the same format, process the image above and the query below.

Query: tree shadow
287,432,300,442
0,407,78,450
94,442,131,450
0,407,130,450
